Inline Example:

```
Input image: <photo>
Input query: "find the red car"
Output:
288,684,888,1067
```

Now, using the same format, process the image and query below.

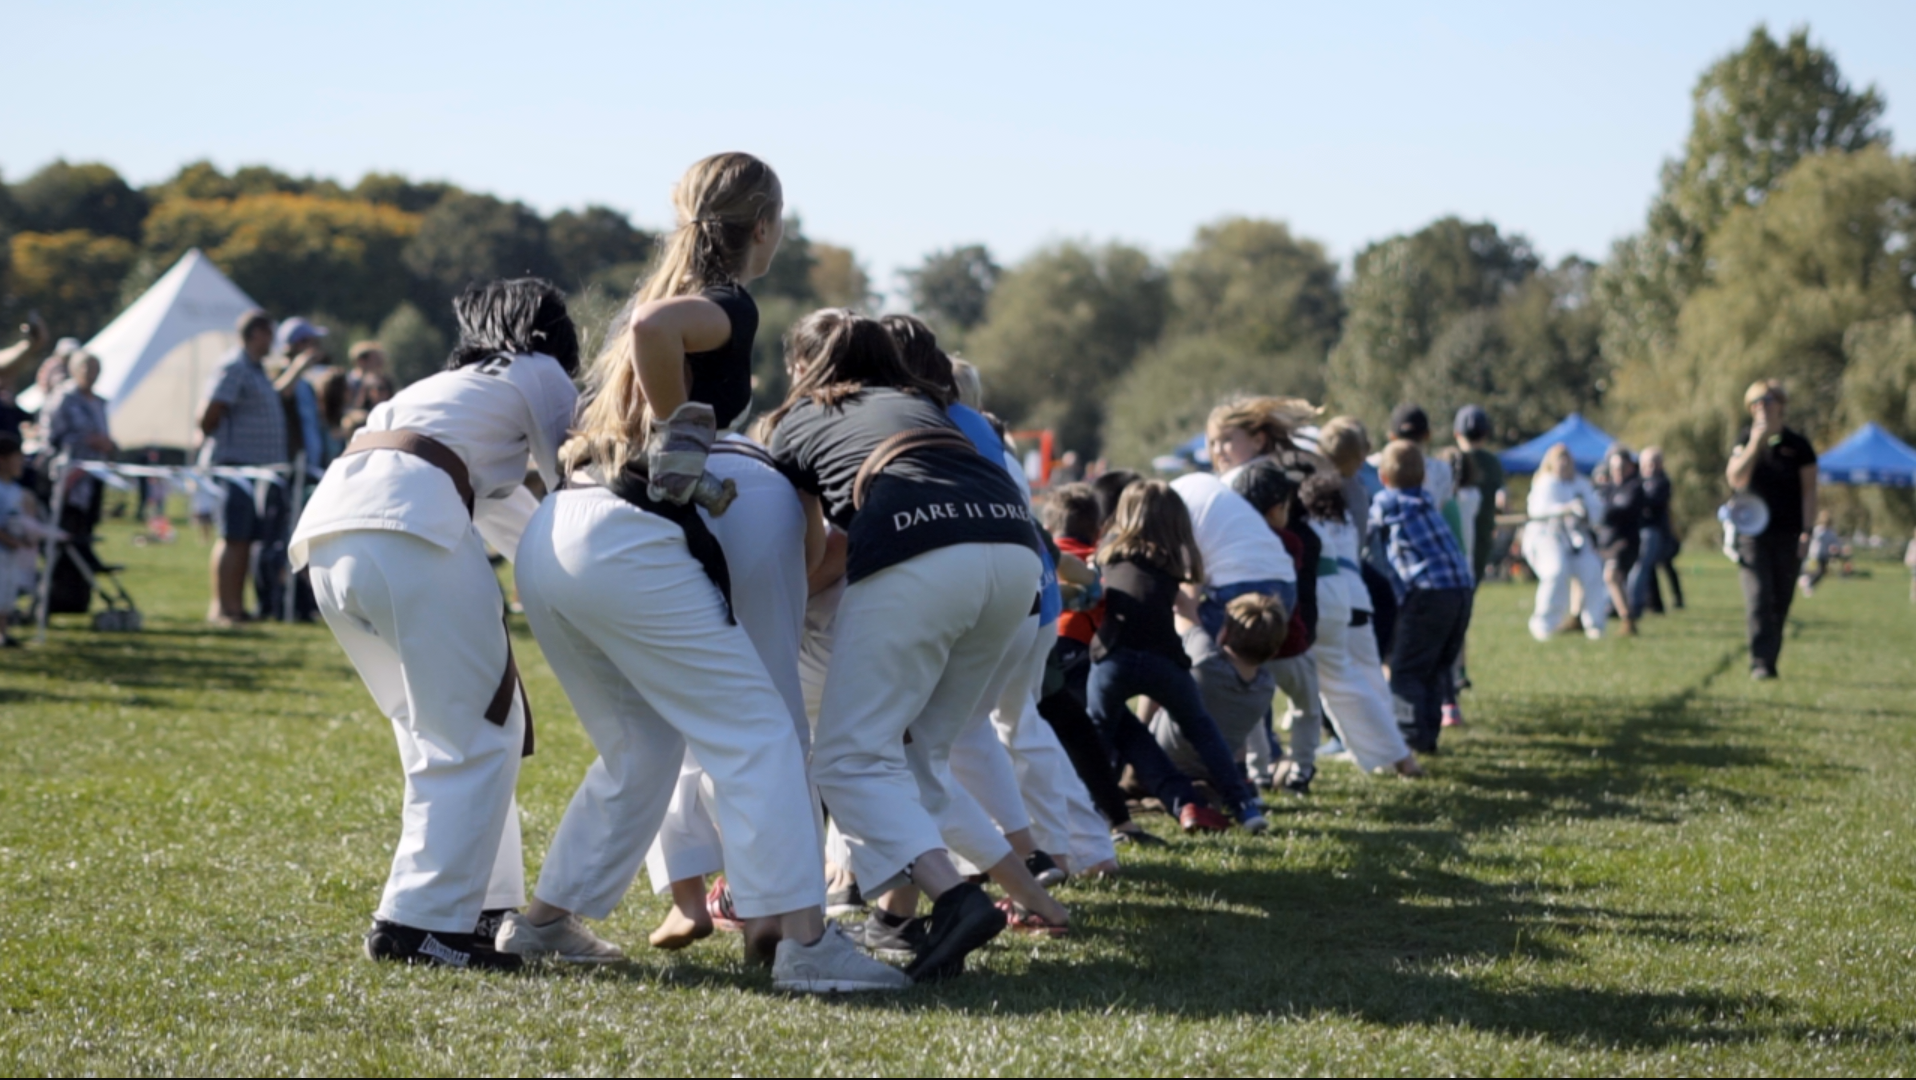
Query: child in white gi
290,278,580,970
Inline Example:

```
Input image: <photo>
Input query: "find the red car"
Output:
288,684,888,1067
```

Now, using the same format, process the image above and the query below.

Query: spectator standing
198,310,288,626
44,351,116,536
1629,447,1680,616
1904,528,1916,604
1453,406,1506,585
348,341,397,413
261,318,330,621
1725,379,1818,680
0,316,50,440
1597,447,1645,636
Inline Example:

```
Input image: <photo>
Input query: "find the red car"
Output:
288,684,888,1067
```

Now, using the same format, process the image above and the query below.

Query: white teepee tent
79,249,261,451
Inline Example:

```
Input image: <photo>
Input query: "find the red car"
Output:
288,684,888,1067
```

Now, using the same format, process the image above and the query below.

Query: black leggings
1036,639,1133,828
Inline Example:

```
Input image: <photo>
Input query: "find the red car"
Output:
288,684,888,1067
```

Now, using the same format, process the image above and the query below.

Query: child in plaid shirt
1369,441,1474,754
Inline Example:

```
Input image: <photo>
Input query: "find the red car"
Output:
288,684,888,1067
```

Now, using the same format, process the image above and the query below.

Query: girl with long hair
500,158,907,995
765,308,1068,978
1087,481,1269,834
289,278,581,970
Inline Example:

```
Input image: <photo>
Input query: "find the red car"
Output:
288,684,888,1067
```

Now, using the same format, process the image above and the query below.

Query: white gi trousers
811,542,1041,895
516,488,822,920
642,448,813,893
1524,525,1607,640
960,615,1116,870
1312,613,1415,774
305,528,526,933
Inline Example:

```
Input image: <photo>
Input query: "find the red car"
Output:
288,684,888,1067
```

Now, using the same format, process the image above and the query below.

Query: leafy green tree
1100,217,1342,464
375,301,450,388
354,172,460,214
7,230,139,338
809,243,873,309
548,206,655,293
144,194,420,326
1598,26,1888,383
1102,335,1327,469
1620,148,1916,528
965,241,1167,455
1327,217,1536,427
903,244,1000,334
402,193,559,332
11,160,148,241
1167,217,1342,355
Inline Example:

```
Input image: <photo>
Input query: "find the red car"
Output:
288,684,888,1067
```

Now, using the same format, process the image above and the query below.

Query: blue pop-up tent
1499,413,1617,475
1817,422,1916,487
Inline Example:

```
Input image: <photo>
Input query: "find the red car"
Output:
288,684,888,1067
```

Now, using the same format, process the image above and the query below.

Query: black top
688,282,758,431
1092,556,1189,666
1639,474,1672,532
1735,426,1818,540
1598,477,1645,557
770,387,1044,584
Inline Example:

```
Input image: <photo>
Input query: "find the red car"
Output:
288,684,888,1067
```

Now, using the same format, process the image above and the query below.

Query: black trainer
848,912,928,959
904,883,1006,984
1025,849,1067,888
473,907,517,944
364,919,523,972
1279,762,1316,798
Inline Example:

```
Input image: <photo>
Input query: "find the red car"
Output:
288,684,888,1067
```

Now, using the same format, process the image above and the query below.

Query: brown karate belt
343,429,534,755
851,428,983,512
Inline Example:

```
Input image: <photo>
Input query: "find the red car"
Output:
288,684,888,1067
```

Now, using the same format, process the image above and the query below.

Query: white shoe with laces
773,921,911,993
493,912,625,964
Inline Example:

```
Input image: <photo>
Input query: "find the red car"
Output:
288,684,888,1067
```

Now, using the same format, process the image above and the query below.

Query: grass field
3,518,1915,1076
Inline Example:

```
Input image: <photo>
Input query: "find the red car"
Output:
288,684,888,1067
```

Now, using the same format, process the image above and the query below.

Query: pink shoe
994,898,1069,938
1441,704,1465,728
706,877,743,933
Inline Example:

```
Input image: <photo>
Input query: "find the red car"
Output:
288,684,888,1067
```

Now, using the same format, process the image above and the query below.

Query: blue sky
7,2,1913,300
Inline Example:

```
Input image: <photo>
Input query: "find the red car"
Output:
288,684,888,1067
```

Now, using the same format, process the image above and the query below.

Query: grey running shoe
773,922,911,993
493,912,625,964
825,880,866,918
848,913,928,960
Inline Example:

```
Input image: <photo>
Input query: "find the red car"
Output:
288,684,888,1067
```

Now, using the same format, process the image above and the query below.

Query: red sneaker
706,876,744,933
1179,804,1230,833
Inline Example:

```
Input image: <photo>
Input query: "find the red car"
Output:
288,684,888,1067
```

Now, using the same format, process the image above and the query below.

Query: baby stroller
42,530,143,632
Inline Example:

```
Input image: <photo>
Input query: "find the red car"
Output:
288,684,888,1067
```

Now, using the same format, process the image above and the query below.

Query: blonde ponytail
563,153,783,475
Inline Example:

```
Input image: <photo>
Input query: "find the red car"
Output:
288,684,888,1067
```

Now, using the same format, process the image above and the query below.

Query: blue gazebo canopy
1499,413,1617,475
1817,422,1916,487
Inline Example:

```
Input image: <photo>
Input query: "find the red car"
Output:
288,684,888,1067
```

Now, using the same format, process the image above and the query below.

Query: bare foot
648,905,713,951
1395,755,1426,779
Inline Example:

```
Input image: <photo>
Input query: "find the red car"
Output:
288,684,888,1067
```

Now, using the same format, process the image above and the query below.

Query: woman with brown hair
765,307,1068,976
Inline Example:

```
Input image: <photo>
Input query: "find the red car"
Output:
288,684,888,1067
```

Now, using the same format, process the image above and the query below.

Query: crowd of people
270,152,1574,995
1,149,1886,993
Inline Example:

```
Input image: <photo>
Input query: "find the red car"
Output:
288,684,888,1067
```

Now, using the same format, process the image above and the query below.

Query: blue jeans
1086,647,1259,817
1198,578,1298,637
1627,526,1670,618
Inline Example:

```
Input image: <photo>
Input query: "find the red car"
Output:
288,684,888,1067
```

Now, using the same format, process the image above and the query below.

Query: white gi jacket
290,352,577,569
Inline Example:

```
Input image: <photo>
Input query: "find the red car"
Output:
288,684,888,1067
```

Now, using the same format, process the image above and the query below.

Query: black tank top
687,282,758,431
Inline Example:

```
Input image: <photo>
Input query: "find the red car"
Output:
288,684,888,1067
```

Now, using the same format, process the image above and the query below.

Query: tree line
3,25,1911,531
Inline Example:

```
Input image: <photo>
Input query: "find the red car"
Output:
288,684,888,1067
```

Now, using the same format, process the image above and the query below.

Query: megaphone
1718,492,1770,538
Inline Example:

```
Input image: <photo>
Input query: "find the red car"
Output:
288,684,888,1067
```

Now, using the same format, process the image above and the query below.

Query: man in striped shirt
199,309,287,625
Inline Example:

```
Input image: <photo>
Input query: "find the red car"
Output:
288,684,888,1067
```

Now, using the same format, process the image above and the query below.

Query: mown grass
2,517,1915,1076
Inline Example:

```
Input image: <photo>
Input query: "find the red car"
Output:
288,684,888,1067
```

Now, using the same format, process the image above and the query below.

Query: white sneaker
493,912,625,964
773,921,911,993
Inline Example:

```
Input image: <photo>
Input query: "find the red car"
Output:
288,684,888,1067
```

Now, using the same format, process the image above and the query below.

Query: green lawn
3,518,1915,1076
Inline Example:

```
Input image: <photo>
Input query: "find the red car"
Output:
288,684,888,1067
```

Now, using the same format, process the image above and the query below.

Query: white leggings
1312,611,1413,773
1525,529,1607,640
812,542,1041,894
305,527,526,933
516,488,822,920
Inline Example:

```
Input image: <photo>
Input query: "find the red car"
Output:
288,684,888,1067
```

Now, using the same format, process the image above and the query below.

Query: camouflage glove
644,401,738,515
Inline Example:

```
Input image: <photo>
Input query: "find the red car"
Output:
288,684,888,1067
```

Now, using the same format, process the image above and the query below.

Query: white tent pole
34,454,72,645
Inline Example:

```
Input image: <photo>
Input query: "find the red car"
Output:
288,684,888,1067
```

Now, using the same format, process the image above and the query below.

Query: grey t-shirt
1152,626,1276,782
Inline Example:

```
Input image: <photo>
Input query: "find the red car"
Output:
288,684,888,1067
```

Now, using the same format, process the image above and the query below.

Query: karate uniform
642,437,816,894
290,351,576,934
1308,516,1414,773
1522,475,1607,640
